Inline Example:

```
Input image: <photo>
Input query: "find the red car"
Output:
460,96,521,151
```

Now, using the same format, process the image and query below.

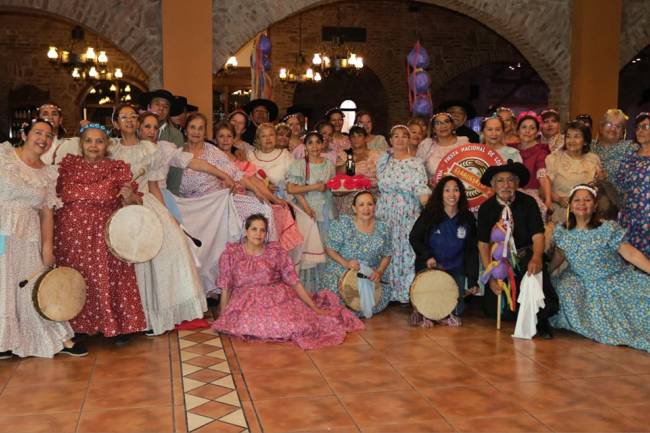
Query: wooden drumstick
116,169,146,198
496,292,502,330
19,267,48,288
180,224,202,247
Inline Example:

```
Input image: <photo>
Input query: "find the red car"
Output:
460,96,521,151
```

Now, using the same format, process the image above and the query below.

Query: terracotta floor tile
235,347,315,372
592,346,650,374
321,362,412,394
77,406,174,433
92,354,169,381
186,355,223,368
244,367,333,400
434,336,517,359
0,412,79,433
397,360,491,389
0,381,87,415
174,404,188,433
240,400,262,433
231,372,251,401
255,395,356,433
93,334,170,360
569,375,650,407
531,351,635,378
185,343,226,355
193,420,246,433
83,376,172,411
512,335,601,357
183,332,219,343
420,385,527,420
190,400,239,419
339,390,445,428
186,368,230,383
308,344,386,371
495,380,607,413
188,384,234,400
0,361,17,389
362,327,430,345
6,357,94,386
373,341,459,366
612,403,650,425
464,354,562,383
339,331,369,346
535,407,647,432
450,413,551,433
359,421,454,433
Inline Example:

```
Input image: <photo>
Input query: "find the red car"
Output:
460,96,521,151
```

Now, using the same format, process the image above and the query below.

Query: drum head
410,270,458,320
338,269,381,312
106,205,163,263
33,267,86,321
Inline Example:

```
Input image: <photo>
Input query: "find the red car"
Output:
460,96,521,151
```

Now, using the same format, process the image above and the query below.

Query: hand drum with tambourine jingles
32,267,87,321
339,269,382,312
105,205,163,263
410,270,459,320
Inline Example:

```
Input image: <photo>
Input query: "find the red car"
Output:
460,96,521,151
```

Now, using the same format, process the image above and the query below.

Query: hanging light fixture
46,25,124,82
278,15,316,84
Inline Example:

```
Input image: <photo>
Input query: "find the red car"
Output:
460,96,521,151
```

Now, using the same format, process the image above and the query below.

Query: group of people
1,89,649,359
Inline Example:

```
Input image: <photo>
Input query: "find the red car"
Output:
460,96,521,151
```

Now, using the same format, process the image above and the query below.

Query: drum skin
409,269,458,320
105,205,163,263
338,269,381,312
32,267,87,321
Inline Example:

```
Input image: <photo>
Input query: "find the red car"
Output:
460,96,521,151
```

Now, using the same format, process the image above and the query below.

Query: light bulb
312,53,322,65
71,68,81,79
85,47,96,61
355,56,364,69
114,68,123,79
124,94,132,101
88,66,98,78
226,56,238,67
279,68,288,79
89,88,97,94
124,85,131,93
109,84,117,92
47,46,58,60
98,50,108,64
314,72,322,82
348,53,357,66
305,68,314,79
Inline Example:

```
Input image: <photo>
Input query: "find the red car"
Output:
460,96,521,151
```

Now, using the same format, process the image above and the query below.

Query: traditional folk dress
212,242,364,349
110,139,206,335
0,143,74,357
55,155,146,336
40,137,80,166
617,151,650,257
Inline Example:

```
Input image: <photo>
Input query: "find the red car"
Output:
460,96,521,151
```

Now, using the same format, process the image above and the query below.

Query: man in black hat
170,96,198,133
477,160,558,338
439,100,480,143
242,99,279,144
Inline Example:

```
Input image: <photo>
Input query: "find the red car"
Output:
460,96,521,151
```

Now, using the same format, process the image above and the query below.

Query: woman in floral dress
376,125,431,303
55,124,146,340
549,185,650,352
212,214,364,349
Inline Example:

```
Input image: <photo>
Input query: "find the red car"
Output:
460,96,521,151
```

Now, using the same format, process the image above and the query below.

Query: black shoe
0,350,13,360
115,334,132,346
207,297,220,307
59,344,88,357
536,319,554,340
144,329,156,337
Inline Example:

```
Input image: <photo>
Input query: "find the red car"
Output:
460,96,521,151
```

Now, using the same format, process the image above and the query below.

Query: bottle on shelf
345,151,355,176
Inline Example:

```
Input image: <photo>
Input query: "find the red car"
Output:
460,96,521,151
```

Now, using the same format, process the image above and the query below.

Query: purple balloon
407,46,430,69
408,71,430,94
262,56,272,71
492,242,506,260
490,226,506,243
492,261,509,280
258,35,272,55
412,96,432,117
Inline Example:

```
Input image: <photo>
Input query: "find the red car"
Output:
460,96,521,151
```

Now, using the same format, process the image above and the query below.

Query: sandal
438,314,462,327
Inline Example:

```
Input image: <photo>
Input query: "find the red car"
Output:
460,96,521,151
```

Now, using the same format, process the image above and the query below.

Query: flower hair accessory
568,184,598,199
516,111,542,124
80,123,110,134
390,124,410,135
38,103,62,113
635,112,650,120
495,106,515,115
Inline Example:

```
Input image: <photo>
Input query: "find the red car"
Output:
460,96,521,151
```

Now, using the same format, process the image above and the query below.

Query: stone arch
213,0,570,111
0,0,161,87
620,0,650,68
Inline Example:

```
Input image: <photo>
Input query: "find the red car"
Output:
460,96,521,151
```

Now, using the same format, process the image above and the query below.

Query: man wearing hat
140,89,185,193
242,98,279,144
477,160,558,338
439,100,480,143
170,96,198,133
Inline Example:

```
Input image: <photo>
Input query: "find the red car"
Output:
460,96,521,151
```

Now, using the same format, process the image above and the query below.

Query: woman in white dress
248,123,295,198
110,104,207,336
1,119,86,358
37,102,80,166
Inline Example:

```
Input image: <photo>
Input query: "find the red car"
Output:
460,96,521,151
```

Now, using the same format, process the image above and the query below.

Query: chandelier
278,16,322,84
311,35,364,77
46,25,123,82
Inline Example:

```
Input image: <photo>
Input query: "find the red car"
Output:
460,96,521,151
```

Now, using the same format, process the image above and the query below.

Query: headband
390,124,411,135
325,107,344,118
569,184,598,199
635,112,650,120
304,130,324,142
80,123,110,134
480,112,500,126
495,106,515,115
430,112,454,123
540,108,559,117
516,111,542,125
282,113,301,122
38,103,62,113
275,122,290,130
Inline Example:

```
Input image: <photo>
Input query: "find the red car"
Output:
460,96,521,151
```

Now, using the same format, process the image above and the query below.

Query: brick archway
0,0,161,87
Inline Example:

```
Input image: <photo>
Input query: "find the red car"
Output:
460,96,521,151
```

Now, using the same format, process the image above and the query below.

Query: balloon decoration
407,41,432,118
251,33,273,99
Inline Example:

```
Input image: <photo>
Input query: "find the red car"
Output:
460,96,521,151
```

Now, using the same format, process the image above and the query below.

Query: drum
32,267,86,321
409,269,459,320
338,269,382,312
105,205,163,263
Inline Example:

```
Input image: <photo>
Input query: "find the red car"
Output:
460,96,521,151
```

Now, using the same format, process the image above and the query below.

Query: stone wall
621,0,650,66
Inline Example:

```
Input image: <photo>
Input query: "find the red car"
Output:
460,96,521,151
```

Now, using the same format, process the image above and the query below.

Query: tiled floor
1,303,649,432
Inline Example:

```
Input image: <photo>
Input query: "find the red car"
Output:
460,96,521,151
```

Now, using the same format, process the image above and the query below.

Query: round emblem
434,144,504,211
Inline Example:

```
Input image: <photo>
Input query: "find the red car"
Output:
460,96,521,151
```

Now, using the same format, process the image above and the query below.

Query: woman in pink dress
326,107,351,153
213,214,364,349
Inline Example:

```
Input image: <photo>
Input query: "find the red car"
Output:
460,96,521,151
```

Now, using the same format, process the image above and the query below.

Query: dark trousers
482,251,559,321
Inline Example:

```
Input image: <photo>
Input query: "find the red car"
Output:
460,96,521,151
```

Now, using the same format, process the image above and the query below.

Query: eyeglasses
118,114,138,121
603,122,625,130
637,123,650,131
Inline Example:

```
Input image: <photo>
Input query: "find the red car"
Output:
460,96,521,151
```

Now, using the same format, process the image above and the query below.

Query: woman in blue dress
549,184,650,352
376,125,431,303
323,191,392,315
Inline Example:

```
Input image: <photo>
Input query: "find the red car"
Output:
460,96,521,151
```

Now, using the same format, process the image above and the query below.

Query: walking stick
496,292,502,330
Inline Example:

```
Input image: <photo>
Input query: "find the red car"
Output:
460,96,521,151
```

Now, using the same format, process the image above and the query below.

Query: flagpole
496,291,502,330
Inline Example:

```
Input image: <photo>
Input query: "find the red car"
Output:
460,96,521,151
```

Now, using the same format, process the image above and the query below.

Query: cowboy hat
480,159,530,187
244,99,279,121
438,99,477,119
139,89,182,113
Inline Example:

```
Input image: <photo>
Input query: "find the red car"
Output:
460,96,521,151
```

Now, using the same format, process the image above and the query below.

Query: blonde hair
254,122,277,147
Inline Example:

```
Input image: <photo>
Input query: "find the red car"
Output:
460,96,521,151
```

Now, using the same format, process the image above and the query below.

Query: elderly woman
55,124,146,342
496,107,519,147
549,185,650,352
376,125,431,303
540,109,564,152
0,119,84,358
482,116,522,163
356,110,388,152
515,113,552,214
111,104,207,336
334,126,383,215
212,214,364,349
417,112,469,181
275,123,291,150
591,109,638,197
325,107,351,153
248,123,295,197
38,102,80,166
323,191,391,316
546,121,602,224
617,113,650,257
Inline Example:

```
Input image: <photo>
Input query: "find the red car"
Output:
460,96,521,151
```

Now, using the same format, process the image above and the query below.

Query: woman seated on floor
212,214,364,349
549,184,650,352
322,191,392,317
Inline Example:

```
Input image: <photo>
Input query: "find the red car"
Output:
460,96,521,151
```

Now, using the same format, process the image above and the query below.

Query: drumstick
19,267,48,288
496,292,502,330
180,224,202,247
116,169,146,198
